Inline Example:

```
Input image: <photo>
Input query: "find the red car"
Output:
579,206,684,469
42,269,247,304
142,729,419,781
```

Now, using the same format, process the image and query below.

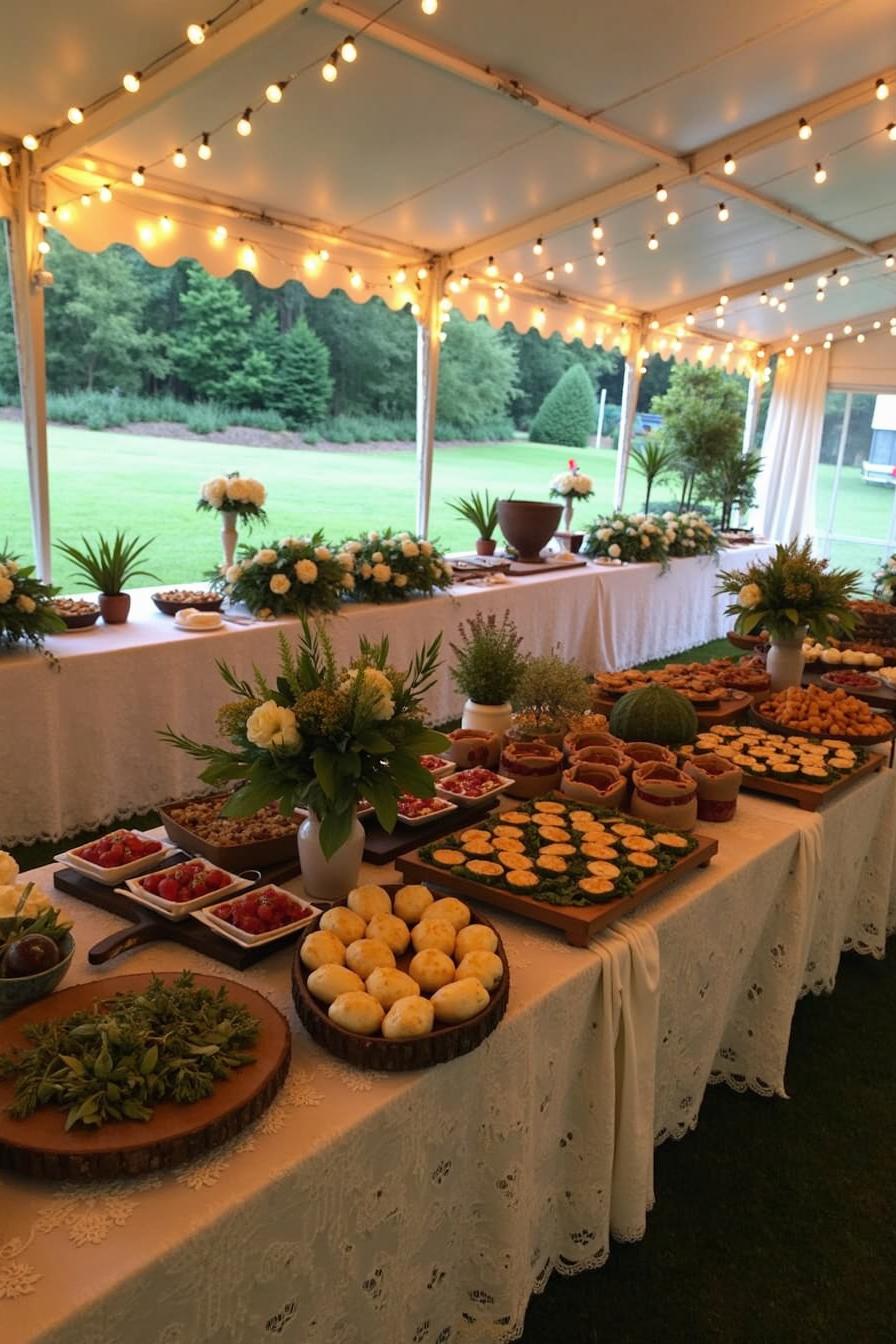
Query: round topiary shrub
529,365,597,448
609,685,698,746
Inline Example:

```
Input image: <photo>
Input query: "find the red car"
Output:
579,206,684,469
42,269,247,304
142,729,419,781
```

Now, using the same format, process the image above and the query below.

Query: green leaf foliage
276,318,334,427
529,364,597,448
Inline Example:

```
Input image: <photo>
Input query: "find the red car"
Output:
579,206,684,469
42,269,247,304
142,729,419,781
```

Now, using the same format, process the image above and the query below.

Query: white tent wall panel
829,324,896,391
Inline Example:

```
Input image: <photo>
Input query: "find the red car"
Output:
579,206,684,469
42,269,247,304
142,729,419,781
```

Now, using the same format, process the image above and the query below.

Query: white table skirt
3,765,892,1344
1,546,772,847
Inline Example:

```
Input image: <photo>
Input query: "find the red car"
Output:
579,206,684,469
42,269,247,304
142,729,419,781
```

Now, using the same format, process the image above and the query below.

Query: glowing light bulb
804,345,813,355
715,304,724,316
720,293,729,305
421,0,438,14
37,239,50,255
159,215,173,234
825,332,833,341
769,294,779,308
717,202,729,221
887,255,895,268
99,184,112,203
350,269,363,290
824,339,832,349
0,151,11,167
319,249,329,262
873,320,882,329
685,312,695,325
493,285,505,300
80,193,91,207
888,123,896,141
198,133,212,160
460,274,470,289
534,307,545,327
395,268,407,284
778,301,787,312
513,271,523,283
817,289,825,300
37,210,48,224
138,224,154,246
723,153,736,175
876,78,889,100
533,237,543,255
340,36,358,62
798,117,812,140
186,22,206,45
817,274,828,288
563,260,574,274
814,162,827,184
265,81,286,103
213,224,228,241
237,109,252,136
595,251,606,266
791,332,800,342
123,72,141,93
172,148,187,168
545,266,555,281
440,296,452,311
67,106,84,125
22,133,39,152
716,316,725,328
647,234,659,250
592,218,603,240
843,324,853,335
784,277,794,291
839,272,849,286
410,302,421,316
418,264,430,279
759,291,768,304
785,346,794,357
655,183,667,202
131,167,145,187
666,209,680,226
322,53,339,82
240,243,257,269
857,332,866,343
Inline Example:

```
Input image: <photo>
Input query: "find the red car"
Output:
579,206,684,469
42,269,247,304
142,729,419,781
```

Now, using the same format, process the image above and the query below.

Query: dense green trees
277,319,333,427
529,364,597,446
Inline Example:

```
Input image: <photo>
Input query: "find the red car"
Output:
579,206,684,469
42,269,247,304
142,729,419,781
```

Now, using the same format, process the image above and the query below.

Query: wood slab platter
54,860,301,970
0,972,290,1180
590,689,752,729
507,553,589,575
292,885,508,1071
397,834,718,947
360,800,497,865
736,750,884,811
748,704,895,747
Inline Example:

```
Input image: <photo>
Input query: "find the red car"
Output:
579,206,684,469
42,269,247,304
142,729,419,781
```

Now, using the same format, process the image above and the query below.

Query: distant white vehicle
863,395,896,485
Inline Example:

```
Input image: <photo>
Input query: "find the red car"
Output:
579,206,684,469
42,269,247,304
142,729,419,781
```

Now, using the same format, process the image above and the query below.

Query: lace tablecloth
4,770,892,1344
0,545,772,846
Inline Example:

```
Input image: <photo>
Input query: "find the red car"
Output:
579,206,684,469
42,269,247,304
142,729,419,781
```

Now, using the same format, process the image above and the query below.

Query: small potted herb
55,532,158,624
448,490,500,556
509,652,591,747
449,610,526,738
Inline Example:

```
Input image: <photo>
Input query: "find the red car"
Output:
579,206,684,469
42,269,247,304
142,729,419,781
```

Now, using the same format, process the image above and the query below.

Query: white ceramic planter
298,812,365,903
766,626,807,692
221,510,239,568
461,699,514,739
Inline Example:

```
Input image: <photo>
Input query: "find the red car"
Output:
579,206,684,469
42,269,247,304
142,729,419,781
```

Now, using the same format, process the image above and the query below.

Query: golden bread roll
365,912,411,956
319,906,367,947
328,990,384,1035
306,964,365,1005
393,884,435,925
382,996,435,1040
345,937,396,979
408,948,456,993
300,929,346,971
454,924,498,959
346,884,392,922
365,966,421,1009
410,917,456,956
454,950,504,993
420,896,471,932
431,976,490,1024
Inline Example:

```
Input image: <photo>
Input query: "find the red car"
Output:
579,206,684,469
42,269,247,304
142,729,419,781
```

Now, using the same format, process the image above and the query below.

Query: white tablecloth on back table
1,546,772,847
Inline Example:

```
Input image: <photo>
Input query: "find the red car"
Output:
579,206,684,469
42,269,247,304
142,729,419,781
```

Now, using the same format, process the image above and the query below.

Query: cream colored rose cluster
198,472,267,515
340,530,451,604
584,510,718,568
217,533,346,619
663,511,720,558
0,549,65,655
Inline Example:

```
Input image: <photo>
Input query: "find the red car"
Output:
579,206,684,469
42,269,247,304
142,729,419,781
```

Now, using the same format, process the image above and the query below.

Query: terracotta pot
506,719,566,750
568,744,632,776
98,592,131,625
630,762,698,831
624,741,677,769
475,537,497,556
497,499,563,563
561,762,628,809
500,738,563,798
563,728,620,758
446,727,501,770
683,753,743,823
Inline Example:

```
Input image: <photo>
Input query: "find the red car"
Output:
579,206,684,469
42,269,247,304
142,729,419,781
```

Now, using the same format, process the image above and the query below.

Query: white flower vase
766,627,808,692
221,510,239,568
298,811,365,903
461,699,514,740
562,498,574,532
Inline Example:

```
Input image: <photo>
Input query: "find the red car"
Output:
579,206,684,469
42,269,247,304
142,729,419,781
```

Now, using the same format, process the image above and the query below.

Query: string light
595,251,606,266
99,184,112,202
236,109,252,136
138,224,155,246
265,81,286,103
759,291,768,304
123,71,141,93
440,296,453,311
814,163,827,184
825,331,834,342
817,288,825,300
843,323,853,334
349,268,363,289
839,272,850,286
0,150,11,168
798,117,812,140
784,277,794,291
563,260,574,274
37,239,50,255
778,300,787,312
717,202,729,221
534,307,545,327
716,316,725,328
172,148,187,168
666,209,680,226
592,218,603,240
239,243,257,269
22,134,39,151
198,132,212,160
545,265,555,281
186,22,206,45
791,332,800,342
887,123,896,141
414,265,428,280
647,234,659,250
322,52,339,82
460,274,470,289
876,78,889,100
823,339,832,349
720,293,729,305
785,346,794,357
723,153,736,175
131,166,146,186
857,332,866,343
485,257,498,278
804,345,813,354
493,285,505,301
159,214,173,234
67,106,84,125
655,184,668,202
873,319,882,329
340,36,358,63
887,255,895,268
512,270,523,283
394,267,407,284
769,294,779,307
421,0,439,12
715,304,724,316
80,193,92,207
817,274,828,288
533,237,544,256
213,224,228,241
319,249,330,261
685,312,695,325
37,210,48,225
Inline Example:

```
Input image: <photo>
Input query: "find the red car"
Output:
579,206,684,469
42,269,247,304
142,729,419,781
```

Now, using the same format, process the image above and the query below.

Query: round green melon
609,684,698,746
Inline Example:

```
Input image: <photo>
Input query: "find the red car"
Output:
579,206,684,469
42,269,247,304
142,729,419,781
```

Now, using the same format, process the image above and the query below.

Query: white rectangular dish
193,885,320,947
122,858,253,921
395,797,459,827
56,830,175,886
436,772,515,807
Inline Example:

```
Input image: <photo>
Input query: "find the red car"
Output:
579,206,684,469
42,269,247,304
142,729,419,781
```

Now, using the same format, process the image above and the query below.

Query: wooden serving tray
291,886,509,1071
54,860,301,970
749,705,895,748
737,750,885,811
397,834,718,947
591,689,752,729
360,800,497,865
0,972,290,1180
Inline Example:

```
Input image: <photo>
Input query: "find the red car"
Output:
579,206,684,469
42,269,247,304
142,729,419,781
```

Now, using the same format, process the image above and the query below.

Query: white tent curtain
754,346,831,543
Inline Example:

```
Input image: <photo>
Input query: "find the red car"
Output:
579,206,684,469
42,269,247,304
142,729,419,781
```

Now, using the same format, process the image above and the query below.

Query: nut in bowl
125,857,252,920
48,597,100,629
57,829,172,885
152,589,224,616
195,885,319,947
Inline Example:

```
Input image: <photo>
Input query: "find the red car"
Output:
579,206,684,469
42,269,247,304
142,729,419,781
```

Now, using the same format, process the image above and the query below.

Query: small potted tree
55,532,158,625
448,490,500,556
509,652,591,748
449,610,526,738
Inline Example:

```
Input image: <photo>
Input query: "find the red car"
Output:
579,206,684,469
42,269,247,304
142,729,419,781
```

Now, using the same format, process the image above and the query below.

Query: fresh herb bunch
717,539,863,642
448,491,500,540
511,652,590,734
161,618,449,857
449,610,526,705
0,547,64,658
55,531,158,595
0,972,258,1130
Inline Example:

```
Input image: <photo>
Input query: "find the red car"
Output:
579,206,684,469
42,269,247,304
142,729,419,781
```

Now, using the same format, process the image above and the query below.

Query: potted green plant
449,610,526,738
509,652,591,747
630,440,678,514
717,539,862,690
55,532,158,624
448,490,500,556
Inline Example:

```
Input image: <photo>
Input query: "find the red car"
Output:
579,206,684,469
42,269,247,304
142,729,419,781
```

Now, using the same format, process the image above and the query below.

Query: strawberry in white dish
138,859,232,904
73,830,162,869
436,768,512,804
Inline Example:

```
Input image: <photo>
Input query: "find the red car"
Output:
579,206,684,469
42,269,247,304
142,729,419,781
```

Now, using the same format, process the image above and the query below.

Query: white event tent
2,0,896,577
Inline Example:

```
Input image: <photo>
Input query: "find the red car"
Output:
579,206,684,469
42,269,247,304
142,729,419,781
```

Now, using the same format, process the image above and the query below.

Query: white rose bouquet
212,532,344,617
549,458,594,502
581,512,670,568
0,550,65,660
161,618,449,857
340,530,453,604
197,471,268,525
663,511,719,558
872,553,896,605
717,539,862,641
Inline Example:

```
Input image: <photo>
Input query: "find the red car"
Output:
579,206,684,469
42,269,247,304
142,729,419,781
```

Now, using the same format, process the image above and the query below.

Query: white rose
201,476,228,508
0,577,12,603
371,551,384,564
393,573,408,588
344,540,363,554
6,561,17,575
279,537,301,549
0,851,19,886
360,562,373,579
253,548,277,566
0,881,50,919
225,564,243,584
625,527,636,536
608,543,622,559
246,700,300,750
341,572,356,590
337,551,355,570
294,559,318,584
372,563,392,583
256,607,273,620
401,540,420,557
340,667,394,720
16,594,36,613
686,528,695,538
396,531,411,541
269,574,291,594
0,563,7,579
419,540,433,556
368,531,380,542
633,513,645,524
314,546,331,561
640,535,650,548
738,583,762,609
663,511,675,520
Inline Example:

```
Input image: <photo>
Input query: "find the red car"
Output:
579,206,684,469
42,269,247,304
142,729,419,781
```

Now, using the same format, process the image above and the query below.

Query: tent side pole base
415,264,445,538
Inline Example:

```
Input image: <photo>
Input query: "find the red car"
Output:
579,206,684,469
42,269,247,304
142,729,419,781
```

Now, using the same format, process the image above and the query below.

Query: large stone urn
497,499,563,564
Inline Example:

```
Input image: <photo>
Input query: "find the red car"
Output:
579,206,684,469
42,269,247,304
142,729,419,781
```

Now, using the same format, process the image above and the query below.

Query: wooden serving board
749,705,895,747
360,800,497,865
736,750,884,811
508,554,589,575
54,860,300,970
591,689,752,729
0,972,290,1180
397,835,718,947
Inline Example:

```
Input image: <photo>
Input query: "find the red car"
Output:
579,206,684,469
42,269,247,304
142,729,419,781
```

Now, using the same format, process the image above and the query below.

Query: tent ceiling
2,0,896,357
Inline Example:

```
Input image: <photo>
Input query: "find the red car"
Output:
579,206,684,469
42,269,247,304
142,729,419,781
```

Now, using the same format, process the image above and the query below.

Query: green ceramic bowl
0,920,75,1010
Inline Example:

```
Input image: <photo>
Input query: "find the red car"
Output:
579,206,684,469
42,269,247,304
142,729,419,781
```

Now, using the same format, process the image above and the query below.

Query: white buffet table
2,767,893,1344
1,546,772,847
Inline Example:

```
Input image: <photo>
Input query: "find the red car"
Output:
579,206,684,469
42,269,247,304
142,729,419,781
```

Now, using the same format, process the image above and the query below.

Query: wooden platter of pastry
749,705,894,748
291,883,509,1071
0,973,290,1181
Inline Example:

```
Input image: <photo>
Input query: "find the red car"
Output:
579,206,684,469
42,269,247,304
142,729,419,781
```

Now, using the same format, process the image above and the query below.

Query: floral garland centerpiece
0,550,64,662
197,471,268,567
549,458,594,532
161,619,448,897
581,512,670,568
872,553,896,605
213,533,348,618
663,511,720,558
340,530,453,603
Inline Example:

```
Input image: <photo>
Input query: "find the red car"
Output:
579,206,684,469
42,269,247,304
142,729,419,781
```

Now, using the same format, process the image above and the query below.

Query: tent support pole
5,155,51,579
613,344,643,511
415,261,446,537
737,373,762,526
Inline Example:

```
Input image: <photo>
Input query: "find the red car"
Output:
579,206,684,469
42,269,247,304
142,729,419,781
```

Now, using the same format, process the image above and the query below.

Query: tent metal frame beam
764,302,896,355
